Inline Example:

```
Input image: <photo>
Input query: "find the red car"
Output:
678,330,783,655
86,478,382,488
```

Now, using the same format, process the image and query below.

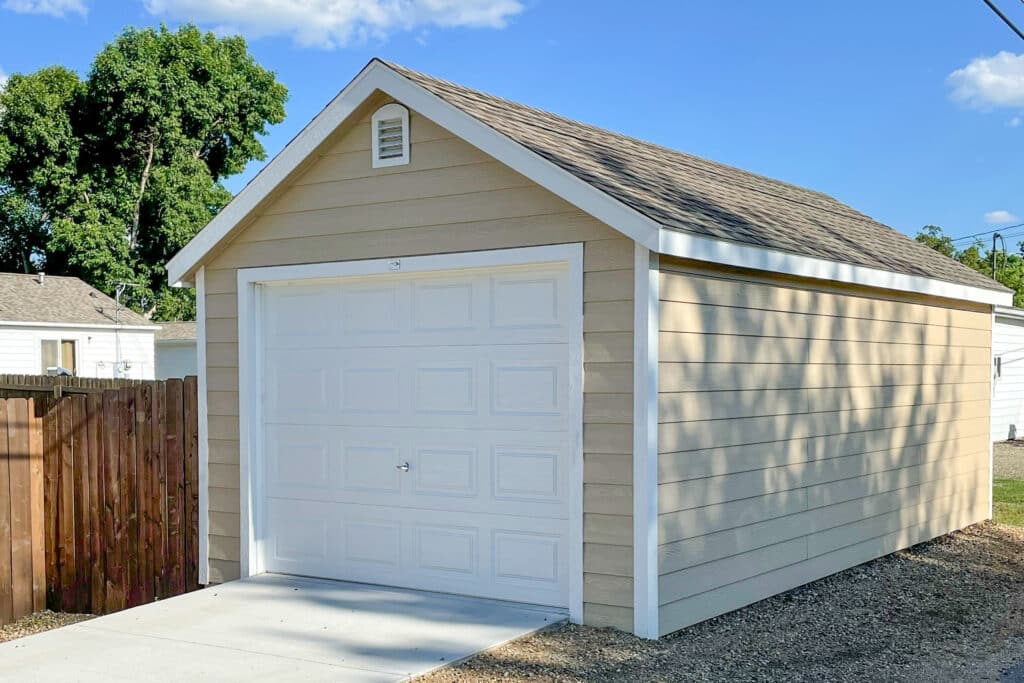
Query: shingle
156,321,197,341
0,273,154,326
383,60,1006,294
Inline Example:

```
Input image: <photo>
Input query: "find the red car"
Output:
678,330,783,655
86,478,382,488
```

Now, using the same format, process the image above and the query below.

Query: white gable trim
166,60,661,285
165,59,1011,307
0,320,158,331
659,229,1012,306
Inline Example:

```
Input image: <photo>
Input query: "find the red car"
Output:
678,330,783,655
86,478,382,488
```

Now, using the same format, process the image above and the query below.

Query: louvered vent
371,103,410,168
377,118,405,159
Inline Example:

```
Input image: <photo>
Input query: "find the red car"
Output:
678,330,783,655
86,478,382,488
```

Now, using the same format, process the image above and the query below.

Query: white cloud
1010,116,1022,127
948,51,1024,109
0,68,7,90
142,0,524,48
985,210,1019,225
2,0,87,16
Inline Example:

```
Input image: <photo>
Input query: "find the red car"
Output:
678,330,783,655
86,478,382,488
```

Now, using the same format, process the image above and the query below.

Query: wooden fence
0,377,199,624
0,398,45,625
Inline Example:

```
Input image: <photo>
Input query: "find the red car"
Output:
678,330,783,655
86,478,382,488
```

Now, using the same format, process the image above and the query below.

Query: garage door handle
396,462,410,472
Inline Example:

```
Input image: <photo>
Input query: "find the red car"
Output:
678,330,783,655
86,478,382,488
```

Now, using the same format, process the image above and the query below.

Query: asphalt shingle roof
156,321,197,341
0,273,154,327
384,60,1006,294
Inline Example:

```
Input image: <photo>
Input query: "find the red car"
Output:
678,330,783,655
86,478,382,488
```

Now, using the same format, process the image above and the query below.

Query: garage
238,247,583,609
992,305,1024,441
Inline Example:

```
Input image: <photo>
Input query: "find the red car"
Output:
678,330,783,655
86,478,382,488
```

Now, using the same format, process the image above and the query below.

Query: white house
155,321,197,379
0,272,157,379
992,305,1024,441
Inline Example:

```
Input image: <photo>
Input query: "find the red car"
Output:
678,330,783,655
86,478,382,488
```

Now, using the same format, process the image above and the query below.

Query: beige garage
166,59,1010,638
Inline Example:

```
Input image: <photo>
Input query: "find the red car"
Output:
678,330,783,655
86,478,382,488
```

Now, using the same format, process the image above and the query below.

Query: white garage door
257,260,576,607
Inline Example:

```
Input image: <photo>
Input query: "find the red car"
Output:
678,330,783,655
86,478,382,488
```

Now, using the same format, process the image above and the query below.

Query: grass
993,478,1024,527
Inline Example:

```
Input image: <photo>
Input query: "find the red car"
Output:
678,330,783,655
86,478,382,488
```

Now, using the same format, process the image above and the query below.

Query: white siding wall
992,313,1024,441
0,325,156,379
156,341,198,379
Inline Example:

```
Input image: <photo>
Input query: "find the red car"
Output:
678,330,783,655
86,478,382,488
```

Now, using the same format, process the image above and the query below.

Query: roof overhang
165,59,1012,308
995,304,1024,320
0,320,159,331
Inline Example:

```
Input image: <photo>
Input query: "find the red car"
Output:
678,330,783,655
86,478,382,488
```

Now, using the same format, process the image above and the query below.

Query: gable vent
371,103,410,168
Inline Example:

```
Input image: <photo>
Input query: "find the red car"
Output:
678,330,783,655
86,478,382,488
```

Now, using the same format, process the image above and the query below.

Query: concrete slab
0,575,566,682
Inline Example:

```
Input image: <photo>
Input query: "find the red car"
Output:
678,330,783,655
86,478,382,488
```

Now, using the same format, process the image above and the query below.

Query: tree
914,225,1024,307
0,25,287,320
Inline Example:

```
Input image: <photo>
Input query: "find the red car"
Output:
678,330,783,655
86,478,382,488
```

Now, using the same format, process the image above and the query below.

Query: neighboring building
0,272,156,379
155,321,198,379
165,60,1011,638
992,306,1024,441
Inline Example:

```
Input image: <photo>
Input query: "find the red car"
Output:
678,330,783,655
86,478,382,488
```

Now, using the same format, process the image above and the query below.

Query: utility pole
992,233,1006,279
113,281,141,378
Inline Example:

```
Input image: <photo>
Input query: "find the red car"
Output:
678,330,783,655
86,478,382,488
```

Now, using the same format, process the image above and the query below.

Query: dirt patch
0,611,92,643
416,523,1024,682
996,442,1024,480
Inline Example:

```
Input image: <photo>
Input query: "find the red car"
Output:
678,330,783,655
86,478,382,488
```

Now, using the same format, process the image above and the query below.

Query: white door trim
236,244,585,623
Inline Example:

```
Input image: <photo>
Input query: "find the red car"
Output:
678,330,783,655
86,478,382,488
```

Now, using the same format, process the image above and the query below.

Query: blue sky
1,1,1023,245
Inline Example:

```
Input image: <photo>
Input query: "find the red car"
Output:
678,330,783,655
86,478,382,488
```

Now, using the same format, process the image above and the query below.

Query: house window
371,103,410,168
41,339,77,375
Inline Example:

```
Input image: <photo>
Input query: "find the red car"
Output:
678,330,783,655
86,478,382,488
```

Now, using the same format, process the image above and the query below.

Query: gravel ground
0,610,92,643
417,522,1024,682
996,441,1024,480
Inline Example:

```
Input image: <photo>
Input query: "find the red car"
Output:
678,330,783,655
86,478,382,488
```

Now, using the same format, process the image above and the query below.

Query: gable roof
384,61,1003,295
166,59,1011,306
0,273,155,328
156,321,197,341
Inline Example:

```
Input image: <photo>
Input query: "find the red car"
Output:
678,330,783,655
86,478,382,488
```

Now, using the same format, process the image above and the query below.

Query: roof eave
659,228,1012,307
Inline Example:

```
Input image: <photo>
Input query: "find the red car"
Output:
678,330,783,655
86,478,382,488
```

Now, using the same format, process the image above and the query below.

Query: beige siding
656,258,992,636
199,98,635,629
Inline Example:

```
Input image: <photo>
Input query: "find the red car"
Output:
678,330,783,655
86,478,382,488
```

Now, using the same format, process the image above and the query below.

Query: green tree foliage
0,25,287,320
915,224,1024,307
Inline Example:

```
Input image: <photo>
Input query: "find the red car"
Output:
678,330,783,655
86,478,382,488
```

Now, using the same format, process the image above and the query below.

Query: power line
950,222,1024,243
983,0,1024,40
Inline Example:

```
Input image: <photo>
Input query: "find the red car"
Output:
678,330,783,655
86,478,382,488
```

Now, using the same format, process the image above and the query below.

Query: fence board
152,381,167,599
165,380,185,597
102,389,124,612
71,395,89,613
184,376,199,592
28,403,44,613
42,399,58,609
9,400,33,620
57,399,74,612
86,394,103,614
0,401,13,625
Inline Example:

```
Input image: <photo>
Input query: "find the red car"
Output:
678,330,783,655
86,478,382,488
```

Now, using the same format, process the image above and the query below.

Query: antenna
113,281,141,325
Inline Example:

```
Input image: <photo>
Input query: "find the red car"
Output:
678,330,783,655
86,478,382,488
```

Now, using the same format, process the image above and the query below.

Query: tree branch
130,139,156,251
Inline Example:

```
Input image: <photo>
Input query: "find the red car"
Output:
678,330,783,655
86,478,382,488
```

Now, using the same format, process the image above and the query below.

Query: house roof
383,60,1004,295
0,273,154,328
165,59,1010,305
156,321,197,341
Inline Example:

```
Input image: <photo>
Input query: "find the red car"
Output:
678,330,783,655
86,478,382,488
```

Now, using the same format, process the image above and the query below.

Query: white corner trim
195,267,210,585
166,60,660,286
633,245,659,639
371,102,410,168
659,229,1012,307
234,244,585,621
990,306,996,521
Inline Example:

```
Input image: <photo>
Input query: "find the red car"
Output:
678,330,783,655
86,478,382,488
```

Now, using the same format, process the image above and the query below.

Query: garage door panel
264,427,570,517
259,259,574,608
262,498,568,605
264,346,570,430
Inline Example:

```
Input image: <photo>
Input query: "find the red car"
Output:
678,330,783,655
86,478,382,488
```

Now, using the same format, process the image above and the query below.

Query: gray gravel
0,610,91,642
996,441,1024,480
417,522,1024,682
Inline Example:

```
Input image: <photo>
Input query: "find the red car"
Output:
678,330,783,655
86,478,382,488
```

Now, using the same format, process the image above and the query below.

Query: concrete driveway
0,574,566,682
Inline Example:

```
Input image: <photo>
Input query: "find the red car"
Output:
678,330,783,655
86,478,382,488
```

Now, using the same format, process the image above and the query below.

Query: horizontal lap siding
656,258,992,636
201,99,635,628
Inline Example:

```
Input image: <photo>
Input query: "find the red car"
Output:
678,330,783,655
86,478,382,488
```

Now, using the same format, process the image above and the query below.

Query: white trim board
995,305,1024,321
658,230,1011,306
235,244,585,623
0,320,158,331
632,245,659,639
